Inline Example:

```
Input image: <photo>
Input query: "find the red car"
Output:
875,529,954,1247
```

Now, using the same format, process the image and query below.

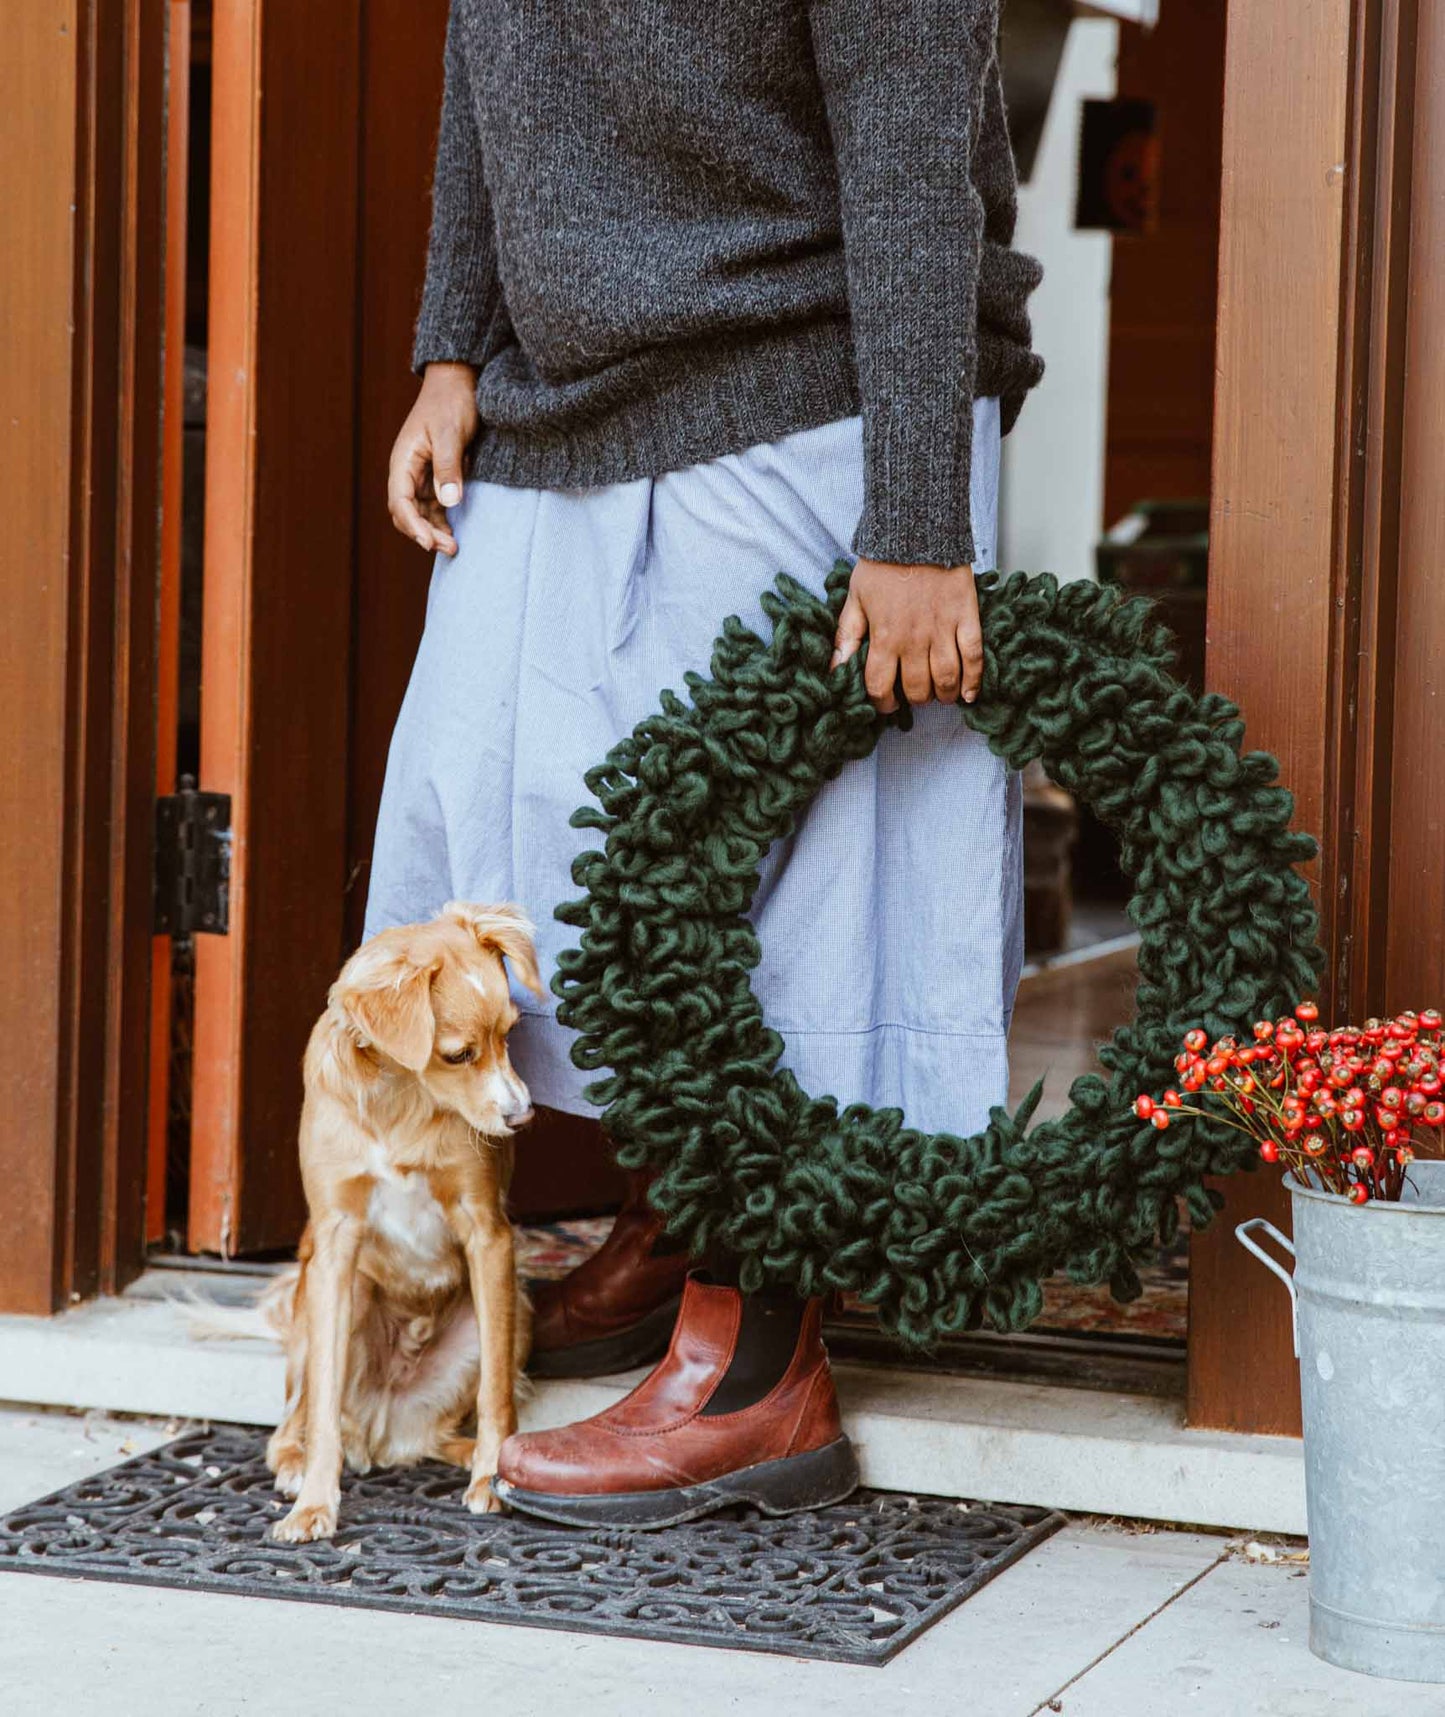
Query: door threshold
0,1269,1304,1534
825,1323,1186,1400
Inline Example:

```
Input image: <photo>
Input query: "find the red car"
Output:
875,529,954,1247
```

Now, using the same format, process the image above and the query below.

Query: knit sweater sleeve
412,5,511,375
809,0,1000,567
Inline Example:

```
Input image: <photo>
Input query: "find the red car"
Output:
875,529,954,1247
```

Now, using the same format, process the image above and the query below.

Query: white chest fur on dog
363,1143,459,1289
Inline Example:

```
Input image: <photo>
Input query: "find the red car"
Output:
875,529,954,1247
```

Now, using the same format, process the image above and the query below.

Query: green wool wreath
553,565,1324,1346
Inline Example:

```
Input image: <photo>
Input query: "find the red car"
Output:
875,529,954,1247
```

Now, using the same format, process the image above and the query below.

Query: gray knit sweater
415,0,1043,566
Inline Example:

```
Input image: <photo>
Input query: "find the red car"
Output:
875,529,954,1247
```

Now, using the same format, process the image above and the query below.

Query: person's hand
387,362,479,557
831,557,983,715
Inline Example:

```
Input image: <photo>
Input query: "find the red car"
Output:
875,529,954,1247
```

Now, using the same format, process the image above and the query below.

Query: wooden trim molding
1327,0,1417,1023
147,0,194,1244
1187,0,1355,1434
0,0,167,1312
1384,0,1445,1011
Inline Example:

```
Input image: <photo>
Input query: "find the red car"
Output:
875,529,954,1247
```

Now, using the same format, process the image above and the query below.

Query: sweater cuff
411,291,498,376
851,405,977,568
412,341,482,377
852,513,978,569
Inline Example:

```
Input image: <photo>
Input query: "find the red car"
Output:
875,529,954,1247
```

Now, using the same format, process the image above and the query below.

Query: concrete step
0,1269,1305,1533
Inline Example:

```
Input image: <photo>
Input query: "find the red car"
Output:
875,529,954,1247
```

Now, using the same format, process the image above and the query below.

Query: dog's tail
180,1265,299,1343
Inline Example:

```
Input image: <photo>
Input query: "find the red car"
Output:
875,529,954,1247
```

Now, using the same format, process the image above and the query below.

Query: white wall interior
998,18,1118,584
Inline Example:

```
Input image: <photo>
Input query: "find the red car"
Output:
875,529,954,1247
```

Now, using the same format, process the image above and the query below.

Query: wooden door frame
1186,0,1427,1430
0,0,166,1313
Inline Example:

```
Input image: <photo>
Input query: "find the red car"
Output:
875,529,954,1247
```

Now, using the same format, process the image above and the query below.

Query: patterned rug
517,1219,1189,1343
0,1426,1064,1666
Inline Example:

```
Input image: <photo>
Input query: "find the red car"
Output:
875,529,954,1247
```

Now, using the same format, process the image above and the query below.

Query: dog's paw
271,1459,304,1499
272,1500,337,1543
464,1473,504,1515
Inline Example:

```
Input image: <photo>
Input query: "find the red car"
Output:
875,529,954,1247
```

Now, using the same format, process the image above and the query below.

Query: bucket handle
1234,1217,1298,1357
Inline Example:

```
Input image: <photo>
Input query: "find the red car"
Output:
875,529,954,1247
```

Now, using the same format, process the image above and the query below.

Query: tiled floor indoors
1008,939,1140,1125
0,1404,1435,1717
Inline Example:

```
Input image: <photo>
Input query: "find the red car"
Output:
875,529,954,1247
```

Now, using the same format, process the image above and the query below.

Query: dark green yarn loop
552,564,1324,1346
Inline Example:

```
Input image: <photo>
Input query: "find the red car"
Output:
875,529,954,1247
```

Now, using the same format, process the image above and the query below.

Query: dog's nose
501,1081,534,1129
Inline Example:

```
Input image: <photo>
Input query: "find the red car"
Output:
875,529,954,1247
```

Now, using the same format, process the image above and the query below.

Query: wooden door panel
1187,0,1353,1435
190,0,362,1254
346,0,449,954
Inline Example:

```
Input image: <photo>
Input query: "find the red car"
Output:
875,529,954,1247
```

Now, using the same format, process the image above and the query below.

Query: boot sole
492,1435,860,1530
526,1294,682,1380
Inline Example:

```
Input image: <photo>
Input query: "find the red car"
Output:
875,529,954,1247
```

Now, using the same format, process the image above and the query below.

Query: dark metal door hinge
154,779,232,935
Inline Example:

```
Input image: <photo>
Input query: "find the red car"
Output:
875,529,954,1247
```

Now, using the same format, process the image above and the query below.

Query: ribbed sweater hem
467,315,1033,530
469,318,858,493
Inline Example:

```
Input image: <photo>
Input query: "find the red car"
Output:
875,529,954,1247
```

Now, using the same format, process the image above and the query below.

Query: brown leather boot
495,1274,859,1528
528,1170,693,1378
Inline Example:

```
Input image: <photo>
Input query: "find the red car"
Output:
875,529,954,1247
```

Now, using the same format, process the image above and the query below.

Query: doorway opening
147,0,1227,1406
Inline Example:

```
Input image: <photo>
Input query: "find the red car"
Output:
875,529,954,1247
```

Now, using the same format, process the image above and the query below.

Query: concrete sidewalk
0,1405,1431,1717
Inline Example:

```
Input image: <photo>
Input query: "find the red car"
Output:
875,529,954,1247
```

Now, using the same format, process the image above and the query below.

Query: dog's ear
443,901,546,1001
334,939,440,1071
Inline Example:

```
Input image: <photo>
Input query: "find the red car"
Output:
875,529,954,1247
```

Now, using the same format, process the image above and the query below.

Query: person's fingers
863,642,900,714
930,633,963,705
899,643,932,708
388,438,455,554
958,617,985,703
431,424,466,512
389,482,436,552
416,492,459,556
831,590,868,668
388,437,433,547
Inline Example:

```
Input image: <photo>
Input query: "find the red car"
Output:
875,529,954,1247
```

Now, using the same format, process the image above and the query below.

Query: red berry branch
1135,1003,1445,1204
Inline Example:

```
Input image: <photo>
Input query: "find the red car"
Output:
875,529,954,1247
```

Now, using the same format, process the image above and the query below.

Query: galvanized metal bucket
1237,1161,1445,1682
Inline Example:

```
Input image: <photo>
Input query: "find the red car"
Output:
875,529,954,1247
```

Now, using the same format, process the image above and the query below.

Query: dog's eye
440,1046,475,1066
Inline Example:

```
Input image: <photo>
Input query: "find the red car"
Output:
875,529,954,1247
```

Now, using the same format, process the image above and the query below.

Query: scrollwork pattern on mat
0,1427,1063,1666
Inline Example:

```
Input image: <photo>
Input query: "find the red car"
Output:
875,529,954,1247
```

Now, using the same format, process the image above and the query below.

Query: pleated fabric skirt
365,402,1023,1136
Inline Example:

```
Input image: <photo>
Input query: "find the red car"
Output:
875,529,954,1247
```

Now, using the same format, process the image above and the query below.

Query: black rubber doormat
0,1425,1063,1665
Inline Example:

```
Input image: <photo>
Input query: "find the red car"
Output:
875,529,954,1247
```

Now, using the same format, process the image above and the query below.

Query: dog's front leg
266,1367,308,1499
274,1213,361,1542
453,1205,518,1514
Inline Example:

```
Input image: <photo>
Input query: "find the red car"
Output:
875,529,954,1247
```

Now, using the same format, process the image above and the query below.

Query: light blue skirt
366,404,1023,1135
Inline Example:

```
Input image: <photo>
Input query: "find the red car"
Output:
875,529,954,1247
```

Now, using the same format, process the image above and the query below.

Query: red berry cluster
1134,1003,1445,1204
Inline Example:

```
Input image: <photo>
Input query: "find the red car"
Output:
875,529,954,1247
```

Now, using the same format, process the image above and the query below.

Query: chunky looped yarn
553,565,1324,1345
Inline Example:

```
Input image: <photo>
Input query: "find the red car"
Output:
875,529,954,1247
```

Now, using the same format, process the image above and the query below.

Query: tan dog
264,902,542,1544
